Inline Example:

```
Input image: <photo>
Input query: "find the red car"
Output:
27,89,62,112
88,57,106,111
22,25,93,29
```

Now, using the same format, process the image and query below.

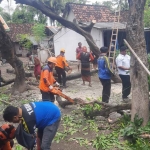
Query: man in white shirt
116,46,131,101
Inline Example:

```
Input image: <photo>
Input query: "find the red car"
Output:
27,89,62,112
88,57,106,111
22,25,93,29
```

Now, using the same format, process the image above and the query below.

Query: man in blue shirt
3,101,61,150
97,47,113,103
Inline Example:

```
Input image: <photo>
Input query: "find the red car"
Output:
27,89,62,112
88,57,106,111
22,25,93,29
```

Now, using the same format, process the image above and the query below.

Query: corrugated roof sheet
94,22,126,30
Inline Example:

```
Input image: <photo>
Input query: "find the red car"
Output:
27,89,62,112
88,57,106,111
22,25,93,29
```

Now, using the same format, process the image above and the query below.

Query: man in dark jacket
3,101,61,150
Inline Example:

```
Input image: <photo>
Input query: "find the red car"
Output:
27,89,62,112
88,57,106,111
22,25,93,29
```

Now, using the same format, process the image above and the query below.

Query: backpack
15,123,35,150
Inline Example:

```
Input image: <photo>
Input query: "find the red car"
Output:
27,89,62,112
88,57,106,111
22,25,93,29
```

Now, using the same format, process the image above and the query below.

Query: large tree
0,22,26,93
127,0,149,125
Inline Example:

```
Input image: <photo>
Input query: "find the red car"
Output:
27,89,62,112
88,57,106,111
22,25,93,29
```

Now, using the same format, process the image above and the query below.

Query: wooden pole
124,39,150,76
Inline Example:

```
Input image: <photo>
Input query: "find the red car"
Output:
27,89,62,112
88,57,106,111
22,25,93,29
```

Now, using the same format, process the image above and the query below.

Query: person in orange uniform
55,49,71,88
0,124,15,150
39,57,60,102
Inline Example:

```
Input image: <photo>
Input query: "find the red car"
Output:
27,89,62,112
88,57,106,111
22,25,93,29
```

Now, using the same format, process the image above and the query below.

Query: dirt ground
0,57,124,150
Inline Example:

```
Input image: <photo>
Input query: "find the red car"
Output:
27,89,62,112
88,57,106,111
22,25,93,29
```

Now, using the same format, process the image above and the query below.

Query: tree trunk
126,0,149,125
0,22,26,93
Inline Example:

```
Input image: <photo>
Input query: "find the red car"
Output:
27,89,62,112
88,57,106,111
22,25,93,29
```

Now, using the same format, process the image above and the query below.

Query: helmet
47,57,57,64
0,124,15,140
60,48,65,53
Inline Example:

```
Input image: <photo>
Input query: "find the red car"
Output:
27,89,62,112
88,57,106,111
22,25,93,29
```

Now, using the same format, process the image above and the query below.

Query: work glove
55,82,60,87
49,85,53,90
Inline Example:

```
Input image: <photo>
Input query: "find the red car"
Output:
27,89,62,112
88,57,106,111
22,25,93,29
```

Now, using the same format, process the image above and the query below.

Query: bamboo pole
124,39,150,76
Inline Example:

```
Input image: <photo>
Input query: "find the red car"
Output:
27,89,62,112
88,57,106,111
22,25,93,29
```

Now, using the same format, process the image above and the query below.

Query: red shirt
76,47,82,54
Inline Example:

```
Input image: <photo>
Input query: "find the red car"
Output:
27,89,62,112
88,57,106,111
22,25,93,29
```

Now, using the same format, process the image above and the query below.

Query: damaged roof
7,24,57,42
7,23,34,42
64,3,128,23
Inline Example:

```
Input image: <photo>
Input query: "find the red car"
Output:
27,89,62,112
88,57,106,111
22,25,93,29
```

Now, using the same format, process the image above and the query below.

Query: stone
108,112,122,124
95,116,106,121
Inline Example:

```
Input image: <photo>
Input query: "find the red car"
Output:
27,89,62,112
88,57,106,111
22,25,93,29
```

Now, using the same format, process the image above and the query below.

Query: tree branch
85,102,131,118
79,20,96,33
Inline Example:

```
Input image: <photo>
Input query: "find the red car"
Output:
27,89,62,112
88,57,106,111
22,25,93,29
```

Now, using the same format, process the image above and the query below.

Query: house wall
91,28,104,50
14,42,29,57
54,28,104,61
66,10,75,22
29,36,49,48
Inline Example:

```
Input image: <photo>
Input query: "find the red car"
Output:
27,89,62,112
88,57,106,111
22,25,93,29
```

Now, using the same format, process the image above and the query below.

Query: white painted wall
15,42,28,57
54,27,104,61
66,10,75,22
91,28,104,49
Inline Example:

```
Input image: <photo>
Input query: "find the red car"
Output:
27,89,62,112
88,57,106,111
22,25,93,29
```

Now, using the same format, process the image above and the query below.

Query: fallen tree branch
80,100,114,107
76,98,131,117
86,103,131,118
56,95,73,108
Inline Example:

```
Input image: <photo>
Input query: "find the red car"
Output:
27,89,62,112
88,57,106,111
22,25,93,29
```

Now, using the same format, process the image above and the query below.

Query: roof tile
7,23,34,42
66,3,128,23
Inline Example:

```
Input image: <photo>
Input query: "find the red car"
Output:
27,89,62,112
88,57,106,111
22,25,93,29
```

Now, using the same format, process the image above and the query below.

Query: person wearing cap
39,57,60,102
55,49,71,88
0,124,15,150
116,46,131,102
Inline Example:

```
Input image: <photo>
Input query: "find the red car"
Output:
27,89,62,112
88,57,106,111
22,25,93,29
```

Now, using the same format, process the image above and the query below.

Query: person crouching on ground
3,101,61,150
39,57,60,102
77,46,94,87
0,124,15,150
55,49,71,88
97,47,113,103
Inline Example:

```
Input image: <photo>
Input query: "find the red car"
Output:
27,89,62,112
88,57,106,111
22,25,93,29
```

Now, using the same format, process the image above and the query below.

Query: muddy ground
0,57,125,150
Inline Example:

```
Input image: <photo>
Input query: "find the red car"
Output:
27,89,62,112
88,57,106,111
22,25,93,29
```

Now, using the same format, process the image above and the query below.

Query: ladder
108,8,121,72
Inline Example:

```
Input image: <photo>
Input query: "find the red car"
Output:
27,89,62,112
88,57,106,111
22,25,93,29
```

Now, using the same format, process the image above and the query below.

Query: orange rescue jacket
55,55,68,69
39,65,56,92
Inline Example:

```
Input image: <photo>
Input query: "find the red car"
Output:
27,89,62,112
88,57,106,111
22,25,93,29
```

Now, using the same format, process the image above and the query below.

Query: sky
0,0,110,12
